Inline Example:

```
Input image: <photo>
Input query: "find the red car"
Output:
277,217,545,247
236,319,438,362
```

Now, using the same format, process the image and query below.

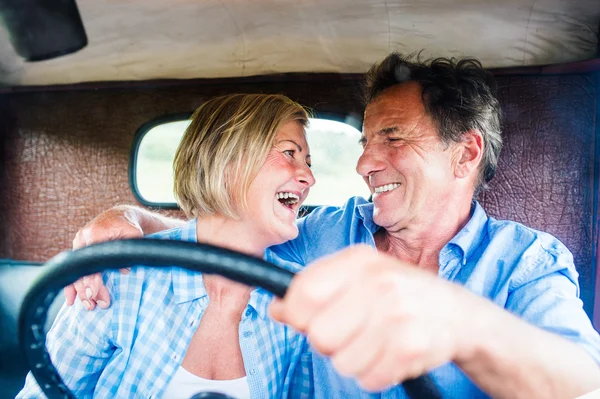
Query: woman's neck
195,214,267,258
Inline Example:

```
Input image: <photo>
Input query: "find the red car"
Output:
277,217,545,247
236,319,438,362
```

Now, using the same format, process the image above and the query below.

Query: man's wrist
121,206,144,232
450,287,503,367
137,208,185,234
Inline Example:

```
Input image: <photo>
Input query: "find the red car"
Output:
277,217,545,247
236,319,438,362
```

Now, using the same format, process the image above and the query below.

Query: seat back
0,261,63,398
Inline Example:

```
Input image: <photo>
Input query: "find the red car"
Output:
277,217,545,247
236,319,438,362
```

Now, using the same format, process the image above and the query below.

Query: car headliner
0,0,599,87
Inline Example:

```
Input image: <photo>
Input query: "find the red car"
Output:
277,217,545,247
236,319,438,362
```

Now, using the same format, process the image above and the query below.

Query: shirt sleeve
505,242,600,364
16,285,116,398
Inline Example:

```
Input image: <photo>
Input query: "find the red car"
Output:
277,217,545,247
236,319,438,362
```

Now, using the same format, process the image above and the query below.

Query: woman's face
243,120,315,246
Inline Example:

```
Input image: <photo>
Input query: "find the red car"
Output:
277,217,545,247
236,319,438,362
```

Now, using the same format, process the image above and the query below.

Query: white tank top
162,366,251,399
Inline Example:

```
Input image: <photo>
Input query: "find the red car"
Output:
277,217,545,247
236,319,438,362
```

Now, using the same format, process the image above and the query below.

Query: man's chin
372,209,398,229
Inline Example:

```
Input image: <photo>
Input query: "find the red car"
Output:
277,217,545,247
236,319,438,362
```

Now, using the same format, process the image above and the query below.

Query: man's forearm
456,298,600,398
121,205,186,234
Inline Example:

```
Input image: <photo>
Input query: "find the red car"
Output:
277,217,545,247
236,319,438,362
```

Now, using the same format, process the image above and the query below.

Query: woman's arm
64,205,185,310
16,299,116,398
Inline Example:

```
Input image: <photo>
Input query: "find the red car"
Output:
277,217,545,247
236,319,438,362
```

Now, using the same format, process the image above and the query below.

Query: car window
133,117,370,208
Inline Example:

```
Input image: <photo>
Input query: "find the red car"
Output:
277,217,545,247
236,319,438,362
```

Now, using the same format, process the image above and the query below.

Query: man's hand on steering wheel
64,206,144,309
269,245,477,392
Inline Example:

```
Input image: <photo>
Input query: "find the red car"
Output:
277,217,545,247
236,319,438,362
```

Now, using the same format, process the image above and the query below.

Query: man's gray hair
364,53,503,193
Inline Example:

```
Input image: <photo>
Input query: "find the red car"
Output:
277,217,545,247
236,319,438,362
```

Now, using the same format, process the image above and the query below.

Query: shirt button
189,319,195,328
249,368,257,375
243,330,252,338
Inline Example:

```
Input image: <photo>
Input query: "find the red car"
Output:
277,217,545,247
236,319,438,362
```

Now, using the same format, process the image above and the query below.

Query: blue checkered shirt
17,219,313,399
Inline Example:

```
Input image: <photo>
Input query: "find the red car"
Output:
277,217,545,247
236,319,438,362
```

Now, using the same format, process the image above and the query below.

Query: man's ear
454,130,484,179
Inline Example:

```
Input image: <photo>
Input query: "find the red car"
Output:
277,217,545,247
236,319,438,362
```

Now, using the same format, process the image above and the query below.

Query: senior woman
17,93,315,399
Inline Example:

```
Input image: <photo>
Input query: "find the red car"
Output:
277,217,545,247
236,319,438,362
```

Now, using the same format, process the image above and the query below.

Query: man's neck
375,199,474,273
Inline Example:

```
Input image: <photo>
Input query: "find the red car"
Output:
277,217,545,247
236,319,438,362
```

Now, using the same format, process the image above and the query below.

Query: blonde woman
18,94,315,399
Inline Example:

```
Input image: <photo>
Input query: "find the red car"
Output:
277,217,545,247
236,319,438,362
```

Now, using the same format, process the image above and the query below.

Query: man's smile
373,183,401,193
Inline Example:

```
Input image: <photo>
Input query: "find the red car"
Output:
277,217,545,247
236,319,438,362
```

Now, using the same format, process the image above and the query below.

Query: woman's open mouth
276,191,300,212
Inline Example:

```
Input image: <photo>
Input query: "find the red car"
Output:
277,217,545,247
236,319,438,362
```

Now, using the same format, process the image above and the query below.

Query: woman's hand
64,206,145,310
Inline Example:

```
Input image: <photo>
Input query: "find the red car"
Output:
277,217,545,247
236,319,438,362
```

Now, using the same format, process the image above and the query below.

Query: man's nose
356,144,386,177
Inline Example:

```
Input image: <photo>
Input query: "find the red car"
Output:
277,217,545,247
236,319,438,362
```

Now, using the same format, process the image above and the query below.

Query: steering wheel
18,239,442,399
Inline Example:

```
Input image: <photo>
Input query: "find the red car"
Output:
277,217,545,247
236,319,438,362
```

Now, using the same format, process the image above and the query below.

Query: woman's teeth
374,183,400,193
276,192,300,206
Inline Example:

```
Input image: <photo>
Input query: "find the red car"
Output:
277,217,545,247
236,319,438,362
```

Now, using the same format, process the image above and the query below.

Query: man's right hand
64,206,145,310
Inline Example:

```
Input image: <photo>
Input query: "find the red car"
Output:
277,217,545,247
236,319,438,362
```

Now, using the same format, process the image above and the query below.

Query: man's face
357,82,459,231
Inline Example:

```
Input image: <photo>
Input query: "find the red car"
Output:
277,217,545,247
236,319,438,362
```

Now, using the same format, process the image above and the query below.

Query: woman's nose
297,163,315,187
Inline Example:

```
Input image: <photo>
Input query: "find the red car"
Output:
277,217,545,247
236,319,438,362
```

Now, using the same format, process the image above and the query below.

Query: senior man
66,54,600,398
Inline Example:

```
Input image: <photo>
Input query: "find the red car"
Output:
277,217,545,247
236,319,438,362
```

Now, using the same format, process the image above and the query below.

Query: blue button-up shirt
18,219,311,399
271,196,600,398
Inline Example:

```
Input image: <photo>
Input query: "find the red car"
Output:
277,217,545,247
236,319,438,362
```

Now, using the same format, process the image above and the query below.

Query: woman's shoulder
104,219,197,302
102,266,175,305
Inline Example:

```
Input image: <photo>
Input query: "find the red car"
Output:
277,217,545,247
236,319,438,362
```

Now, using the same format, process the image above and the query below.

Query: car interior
0,1,599,398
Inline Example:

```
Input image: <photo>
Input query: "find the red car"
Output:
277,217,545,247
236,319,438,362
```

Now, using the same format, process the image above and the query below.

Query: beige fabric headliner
0,0,598,86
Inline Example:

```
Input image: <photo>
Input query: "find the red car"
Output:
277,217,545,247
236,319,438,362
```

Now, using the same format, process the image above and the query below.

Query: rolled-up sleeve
506,244,600,364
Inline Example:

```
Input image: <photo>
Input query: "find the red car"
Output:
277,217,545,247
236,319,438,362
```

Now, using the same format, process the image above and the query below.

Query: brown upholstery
0,72,597,324
480,74,598,320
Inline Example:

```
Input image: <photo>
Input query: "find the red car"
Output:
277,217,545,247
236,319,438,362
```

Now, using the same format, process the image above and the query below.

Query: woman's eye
284,149,295,157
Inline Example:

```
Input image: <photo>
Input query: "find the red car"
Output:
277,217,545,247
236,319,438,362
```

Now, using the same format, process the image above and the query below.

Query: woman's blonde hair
173,93,308,219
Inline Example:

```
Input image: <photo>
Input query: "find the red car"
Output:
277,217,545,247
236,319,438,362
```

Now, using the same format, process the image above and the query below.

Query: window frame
129,111,363,209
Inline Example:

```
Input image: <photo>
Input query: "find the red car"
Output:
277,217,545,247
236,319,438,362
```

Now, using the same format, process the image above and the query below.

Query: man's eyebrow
359,126,400,145
378,126,400,136
276,139,304,153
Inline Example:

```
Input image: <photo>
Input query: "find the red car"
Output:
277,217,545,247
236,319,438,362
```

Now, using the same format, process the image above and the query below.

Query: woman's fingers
64,272,113,310
66,207,144,307
95,284,111,309
72,274,100,310
63,284,77,306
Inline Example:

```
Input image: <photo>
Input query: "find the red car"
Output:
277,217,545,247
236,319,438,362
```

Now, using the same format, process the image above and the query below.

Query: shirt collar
356,200,378,233
445,201,489,264
170,219,271,319
354,198,489,265
170,219,208,304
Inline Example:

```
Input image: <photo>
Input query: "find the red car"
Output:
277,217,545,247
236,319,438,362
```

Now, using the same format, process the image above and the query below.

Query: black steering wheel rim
18,239,441,399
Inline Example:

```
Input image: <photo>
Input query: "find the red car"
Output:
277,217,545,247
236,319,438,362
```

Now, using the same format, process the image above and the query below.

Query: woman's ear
454,130,484,179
